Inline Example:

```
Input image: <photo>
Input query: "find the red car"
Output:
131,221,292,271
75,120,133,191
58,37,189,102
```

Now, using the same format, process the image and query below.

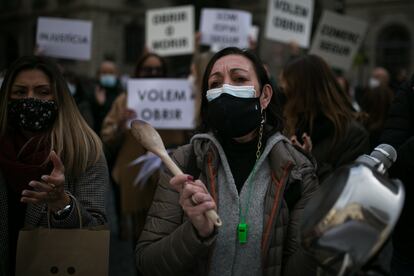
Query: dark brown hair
133,53,168,78
281,54,355,144
200,47,283,134
359,86,394,132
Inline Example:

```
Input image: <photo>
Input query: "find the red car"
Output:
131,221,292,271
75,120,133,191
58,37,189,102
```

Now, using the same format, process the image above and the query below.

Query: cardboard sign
310,11,368,71
36,17,92,60
200,8,252,50
265,0,314,48
146,5,194,56
127,79,195,129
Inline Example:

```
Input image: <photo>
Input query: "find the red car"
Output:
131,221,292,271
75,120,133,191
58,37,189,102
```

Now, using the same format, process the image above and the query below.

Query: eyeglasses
140,66,164,77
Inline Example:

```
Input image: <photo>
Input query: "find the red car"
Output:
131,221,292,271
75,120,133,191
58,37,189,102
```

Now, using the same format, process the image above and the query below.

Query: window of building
124,22,144,64
376,24,411,75
0,0,19,10
32,0,48,9
0,33,18,71
57,0,74,6
125,0,141,5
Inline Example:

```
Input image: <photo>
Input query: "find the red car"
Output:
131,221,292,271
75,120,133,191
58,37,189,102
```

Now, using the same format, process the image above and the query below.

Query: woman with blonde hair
0,55,108,275
280,54,369,181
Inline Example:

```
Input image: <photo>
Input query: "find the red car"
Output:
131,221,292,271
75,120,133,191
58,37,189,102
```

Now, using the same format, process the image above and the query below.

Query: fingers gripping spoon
130,120,222,227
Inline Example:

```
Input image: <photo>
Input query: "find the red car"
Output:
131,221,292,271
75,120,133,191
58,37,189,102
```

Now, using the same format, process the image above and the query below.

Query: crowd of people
0,35,412,276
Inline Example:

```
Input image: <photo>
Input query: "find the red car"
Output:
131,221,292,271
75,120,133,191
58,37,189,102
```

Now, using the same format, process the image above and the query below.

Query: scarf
0,128,52,195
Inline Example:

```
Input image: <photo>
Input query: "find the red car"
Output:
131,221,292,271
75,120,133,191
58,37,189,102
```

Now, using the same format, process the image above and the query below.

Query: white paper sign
265,0,314,48
36,17,92,60
310,11,368,71
146,5,194,56
249,25,260,43
200,8,252,50
127,79,195,129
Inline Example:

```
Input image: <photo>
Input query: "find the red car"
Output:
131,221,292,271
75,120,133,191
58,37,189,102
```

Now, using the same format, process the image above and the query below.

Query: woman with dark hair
359,85,394,149
0,56,108,275
133,53,168,78
136,47,319,276
280,54,369,181
101,52,187,239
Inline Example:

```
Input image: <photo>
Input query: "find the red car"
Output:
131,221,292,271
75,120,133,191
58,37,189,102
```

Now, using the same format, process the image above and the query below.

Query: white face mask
206,84,256,102
369,77,380,89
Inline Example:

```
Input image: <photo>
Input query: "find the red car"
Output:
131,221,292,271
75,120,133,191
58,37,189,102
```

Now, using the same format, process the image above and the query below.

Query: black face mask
207,94,262,139
8,98,58,132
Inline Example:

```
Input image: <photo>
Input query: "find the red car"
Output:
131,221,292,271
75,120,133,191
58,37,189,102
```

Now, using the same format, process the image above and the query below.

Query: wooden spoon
131,120,222,227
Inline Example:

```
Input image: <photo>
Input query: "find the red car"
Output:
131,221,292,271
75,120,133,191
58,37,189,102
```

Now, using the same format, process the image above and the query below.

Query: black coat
296,115,370,182
379,74,414,257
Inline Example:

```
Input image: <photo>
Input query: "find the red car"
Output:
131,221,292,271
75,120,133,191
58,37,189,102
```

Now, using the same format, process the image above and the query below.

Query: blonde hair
0,56,102,177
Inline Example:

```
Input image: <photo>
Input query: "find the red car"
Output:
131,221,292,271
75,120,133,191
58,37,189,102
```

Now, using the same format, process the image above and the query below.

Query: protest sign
310,10,368,71
127,79,195,129
249,25,260,43
200,8,252,50
265,0,314,48
36,17,92,60
146,5,194,56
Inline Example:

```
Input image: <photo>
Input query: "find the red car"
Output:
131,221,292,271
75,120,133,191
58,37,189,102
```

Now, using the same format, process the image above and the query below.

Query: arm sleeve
283,163,320,276
379,80,414,148
50,154,109,227
100,93,126,146
135,146,216,276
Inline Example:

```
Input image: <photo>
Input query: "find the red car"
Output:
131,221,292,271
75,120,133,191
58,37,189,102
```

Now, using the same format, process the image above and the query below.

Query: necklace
237,122,264,244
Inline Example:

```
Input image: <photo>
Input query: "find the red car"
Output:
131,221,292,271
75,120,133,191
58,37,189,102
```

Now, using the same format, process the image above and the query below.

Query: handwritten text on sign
200,8,252,50
127,79,195,129
310,11,368,71
265,0,314,48
36,17,92,60
146,5,194,56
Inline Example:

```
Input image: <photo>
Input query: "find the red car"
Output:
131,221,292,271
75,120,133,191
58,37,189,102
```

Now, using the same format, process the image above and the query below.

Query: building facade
0,0,413,84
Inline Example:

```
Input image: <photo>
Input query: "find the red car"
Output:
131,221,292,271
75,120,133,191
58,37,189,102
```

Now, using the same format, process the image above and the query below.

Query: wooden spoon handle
160,154,222,227
161,154,184,176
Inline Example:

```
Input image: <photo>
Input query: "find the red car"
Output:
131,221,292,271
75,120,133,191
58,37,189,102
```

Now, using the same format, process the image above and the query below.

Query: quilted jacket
136,132,319,276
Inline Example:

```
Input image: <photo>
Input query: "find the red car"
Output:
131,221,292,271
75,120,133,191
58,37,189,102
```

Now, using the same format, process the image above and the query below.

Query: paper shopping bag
15,226,109,276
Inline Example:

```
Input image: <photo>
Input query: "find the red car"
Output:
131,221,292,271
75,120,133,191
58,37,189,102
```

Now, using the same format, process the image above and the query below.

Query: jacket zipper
261,162,293,260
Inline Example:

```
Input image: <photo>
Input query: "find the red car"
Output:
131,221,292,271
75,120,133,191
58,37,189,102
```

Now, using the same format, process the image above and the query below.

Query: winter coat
0,155,109,276
136,132,319,276
379,74,414,258
301,116,370,181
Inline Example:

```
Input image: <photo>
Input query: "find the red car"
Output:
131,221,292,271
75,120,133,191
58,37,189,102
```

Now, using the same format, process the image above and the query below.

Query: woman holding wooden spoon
136,47,319,276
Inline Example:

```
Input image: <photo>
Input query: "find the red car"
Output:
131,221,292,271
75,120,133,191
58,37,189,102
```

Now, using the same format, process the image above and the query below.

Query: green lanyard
237,123,264,244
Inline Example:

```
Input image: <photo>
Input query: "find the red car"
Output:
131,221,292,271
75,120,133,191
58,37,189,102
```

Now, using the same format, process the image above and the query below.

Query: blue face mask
206,84,256,102
99,74,117,88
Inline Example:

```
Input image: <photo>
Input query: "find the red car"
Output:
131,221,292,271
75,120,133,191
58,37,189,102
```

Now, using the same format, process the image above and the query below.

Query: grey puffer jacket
136,132,319,276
